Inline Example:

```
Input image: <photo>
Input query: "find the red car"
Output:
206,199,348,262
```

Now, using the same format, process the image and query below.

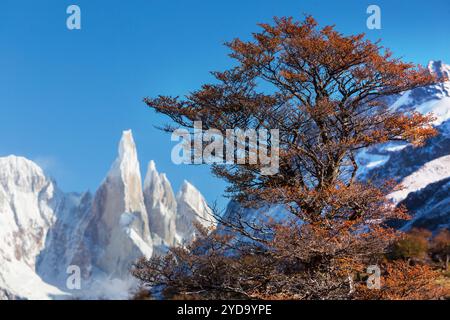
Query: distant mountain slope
358,61,450,231
399,177,450,231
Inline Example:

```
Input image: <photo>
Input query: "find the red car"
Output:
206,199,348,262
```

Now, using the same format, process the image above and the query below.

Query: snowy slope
0,156,68,299
399,178,450,231
0,256,68,300
388,155,450,204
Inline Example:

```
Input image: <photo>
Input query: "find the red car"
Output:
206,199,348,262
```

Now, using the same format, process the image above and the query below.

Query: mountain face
225,61,450,233
144,160,178,252
0,131,214,300
80,130,153,280
0,156,67,299
176,181,216,244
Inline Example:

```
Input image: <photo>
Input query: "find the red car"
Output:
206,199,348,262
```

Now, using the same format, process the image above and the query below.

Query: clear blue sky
0,0,449,210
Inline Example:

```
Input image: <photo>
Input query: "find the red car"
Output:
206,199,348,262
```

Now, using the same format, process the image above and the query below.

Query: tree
133,219,449,300
133,220,382,300
356,261,446,300
137,16,443,300
145,16,436,222
390,228,432,263
430,229,450,270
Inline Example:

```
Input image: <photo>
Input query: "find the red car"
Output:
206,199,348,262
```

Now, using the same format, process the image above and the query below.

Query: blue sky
0,0,449,210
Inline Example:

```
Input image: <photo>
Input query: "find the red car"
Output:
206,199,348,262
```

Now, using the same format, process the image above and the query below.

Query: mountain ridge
0,130,214,299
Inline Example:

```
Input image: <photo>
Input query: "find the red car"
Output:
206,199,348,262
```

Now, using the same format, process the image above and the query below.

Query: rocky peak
143,161,177,248
176,180,215,243
428,60,450,80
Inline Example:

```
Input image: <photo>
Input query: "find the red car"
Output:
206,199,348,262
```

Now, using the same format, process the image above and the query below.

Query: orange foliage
145,16,437,216
357,261,448,300
139,16,445,300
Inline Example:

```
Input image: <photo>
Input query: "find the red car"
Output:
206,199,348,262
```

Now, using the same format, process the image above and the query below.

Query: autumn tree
145,16,436,221
390,228,432,263
133,220,391,300
133,218,449,300
430,229,450,270
356,261,446,300
137,16,444,300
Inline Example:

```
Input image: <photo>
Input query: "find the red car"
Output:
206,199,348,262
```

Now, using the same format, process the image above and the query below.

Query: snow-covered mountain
225,60,450,233
176,180,216,243
79,130,153,282
0,156,68,299
144,160,178,252
358,60,450,231
0,130,214,300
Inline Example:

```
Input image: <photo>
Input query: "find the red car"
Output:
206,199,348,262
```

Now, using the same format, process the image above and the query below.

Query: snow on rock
399,178,450,231
391,61,450,125
0,156,68,299
36,191,92,288
176,180,216,244
414,96,450,126
144,161,178,252
428,60,450,80
79,130,153,280
0,130,215,299
0,156,54,267
388,155,450,205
